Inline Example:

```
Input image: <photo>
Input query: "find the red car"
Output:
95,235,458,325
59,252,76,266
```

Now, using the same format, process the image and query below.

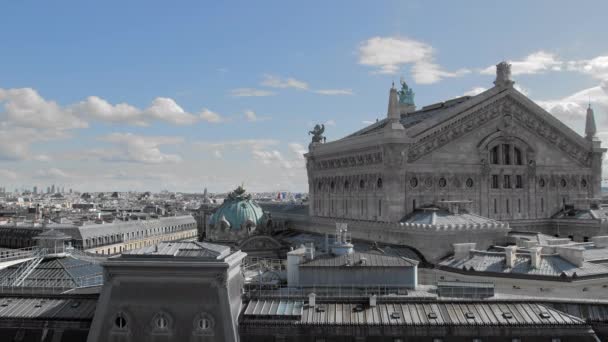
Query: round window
560,178,567,188
438,178,447,188
424,178,433,188
198,318,211,330
539,178,545,188
115,313,127,329
156,316,168,329
466,178,474,188
410,177,418,188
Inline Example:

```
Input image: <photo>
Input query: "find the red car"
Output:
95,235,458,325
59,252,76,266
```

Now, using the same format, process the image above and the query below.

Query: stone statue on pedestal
309,124,325,144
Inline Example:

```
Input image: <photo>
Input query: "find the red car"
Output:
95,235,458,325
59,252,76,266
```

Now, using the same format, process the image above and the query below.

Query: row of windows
317,178,383,192
314,198,383,219
113,311,213,333
410,177,474,189
538,177,588,189
491,175,524,189
490,144,524,165
85,223,195,248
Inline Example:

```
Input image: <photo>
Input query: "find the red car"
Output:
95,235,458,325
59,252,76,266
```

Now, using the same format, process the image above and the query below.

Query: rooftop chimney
505,245,517,268
529,247,542,269
556,246,585,267
592,236,608,248
308,293,316,307
453,243,476,261
369,294,377,308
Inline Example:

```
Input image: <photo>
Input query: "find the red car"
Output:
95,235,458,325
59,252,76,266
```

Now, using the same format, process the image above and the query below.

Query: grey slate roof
0,295,97,321
122,241,231,260
300,252,418,268
440,250,608,278
402,208,501,226
241,300,585,327
52,215,196,241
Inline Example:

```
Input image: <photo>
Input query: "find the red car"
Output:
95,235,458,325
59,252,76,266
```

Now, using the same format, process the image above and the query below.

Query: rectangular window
541,198,544,212
516,175,522,188
378,199,382,217
490,146,499,164
506,199,510,214
518,199,521,213
504,175,511,189
503,144,511,165
492,175,499,189
413,199,416,211
494,198,497,214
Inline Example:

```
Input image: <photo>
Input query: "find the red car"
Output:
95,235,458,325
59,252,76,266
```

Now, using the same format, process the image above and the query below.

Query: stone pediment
407,93,591,166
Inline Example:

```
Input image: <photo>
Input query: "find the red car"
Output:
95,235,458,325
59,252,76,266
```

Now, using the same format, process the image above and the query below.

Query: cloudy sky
1,0,608,193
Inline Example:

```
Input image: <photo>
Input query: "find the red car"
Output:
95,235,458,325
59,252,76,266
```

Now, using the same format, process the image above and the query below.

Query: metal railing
244,284,413,299
7,248,46,287
0,247,36,262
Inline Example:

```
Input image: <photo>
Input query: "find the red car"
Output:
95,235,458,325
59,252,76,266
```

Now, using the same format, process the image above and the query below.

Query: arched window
330,181,335,190
359,179,365,189
344,180,349,190
376,178,383,189
581,178,587,188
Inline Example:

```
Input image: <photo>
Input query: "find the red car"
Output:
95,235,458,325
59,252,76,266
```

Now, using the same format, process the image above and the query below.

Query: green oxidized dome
209,186,264,230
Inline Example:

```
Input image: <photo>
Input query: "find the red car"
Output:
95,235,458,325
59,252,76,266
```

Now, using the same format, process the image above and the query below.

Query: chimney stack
308,293,316,307
505,246,517,268
529,247,542,269
453,243,476,261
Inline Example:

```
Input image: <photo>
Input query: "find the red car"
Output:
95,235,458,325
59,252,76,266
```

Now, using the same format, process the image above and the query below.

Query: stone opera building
304,62,606,261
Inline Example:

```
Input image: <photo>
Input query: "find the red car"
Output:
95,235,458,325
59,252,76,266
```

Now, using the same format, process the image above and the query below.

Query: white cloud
230,88,277,97
199,108,224,123
0,88,88,130
463,87,488,96
324,119,336,126
567,55,608,80
244,110,270,122
100,133,184,164
194,139,279,151
537,82,608,122
288,143,307,159
411,61,470,84
481,51,562,76
313,89,354,96
73,96,145,126
0,127,65,161
357,36,467,84
261,74,309,90
145,97,198,125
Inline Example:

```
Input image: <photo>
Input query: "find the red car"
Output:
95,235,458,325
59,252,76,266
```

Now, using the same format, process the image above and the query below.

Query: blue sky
1,0,608,192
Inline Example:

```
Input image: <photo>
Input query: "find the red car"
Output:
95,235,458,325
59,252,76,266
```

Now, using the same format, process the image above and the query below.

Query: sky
1,0,608,193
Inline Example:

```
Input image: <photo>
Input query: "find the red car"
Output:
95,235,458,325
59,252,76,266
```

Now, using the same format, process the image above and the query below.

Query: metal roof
241,300,585,326
243,299,304,317
0,296,97,321
402,208,501,226
300,252,418,268
122,241,231,260
0,255,103,288
440,250,608,278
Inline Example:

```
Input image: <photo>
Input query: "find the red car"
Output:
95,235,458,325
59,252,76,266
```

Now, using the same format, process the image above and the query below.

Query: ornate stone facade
306,62,605,224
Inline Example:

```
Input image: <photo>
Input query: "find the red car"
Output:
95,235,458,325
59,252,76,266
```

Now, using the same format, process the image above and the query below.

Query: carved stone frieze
407,96,591,166
314,151,382,170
